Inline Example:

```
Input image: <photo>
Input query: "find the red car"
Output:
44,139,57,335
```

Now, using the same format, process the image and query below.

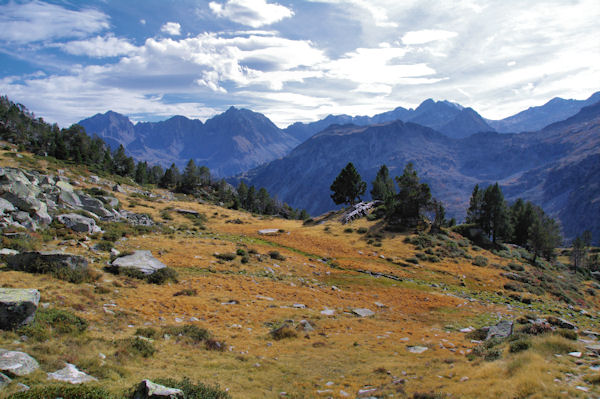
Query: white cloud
140,19,147,25
209,0,294,28
161,22,182,36
307,0,397,27
0,1,109,43
402,30,458,45
60,35,138,58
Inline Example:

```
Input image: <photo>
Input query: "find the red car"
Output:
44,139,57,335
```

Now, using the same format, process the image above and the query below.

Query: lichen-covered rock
6,251,88,275
132,379,184,399
486,320,513,340
47,363,97,384
0,288,40,330
0,350,39,376
57,213,101,234
111,250,166,275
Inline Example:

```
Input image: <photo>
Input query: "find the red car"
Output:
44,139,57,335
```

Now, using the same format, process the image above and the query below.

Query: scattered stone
0,350,39,376
486,320,513,340
174,208,199,215
0,248,19,256
352,308,375,317
113,184,126,194
256,295,274,301
57,213,101,234
132,379,184,399
0,372,11,390
568,351,582,358
321,308,335,316
460,327,474,333
111,250,166,275
585,344,600,355
47,363,97,384
293,303,306,309
6,251,88,276
15,383,29,392
406,346,428,354
357,387,379,397
0,288,40,330
340,201,381,224
258,229,279,235
575,386,589,392
297,320,314,332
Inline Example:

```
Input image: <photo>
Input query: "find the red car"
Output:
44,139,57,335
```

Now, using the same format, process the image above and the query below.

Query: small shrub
95,240,114,252
11,384,114,399
214,253,236,261
135,327,159,339
406,257,419,265
519,323,552,336
555,328,578,340
343,228,354,233
236,248,247,257
19,308,87,340
162,325,210,343
146,267,179,284
508,262,525,271
270,324,297,340
248,248,258,255
509,339,531,353
241,255,249,264
357,227,368,234
124,337,156,358
141,377,231,399
268,251,286,261
472,256,488,267
205,338,226,351
173,288,198,297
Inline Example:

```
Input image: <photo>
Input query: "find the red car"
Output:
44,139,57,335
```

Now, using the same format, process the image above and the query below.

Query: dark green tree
510,199,536,247
178,159,200,194
571,230,592,271
159,163,180,189
385,162,432,227
466,184,483,225
370,164,394,201
528,206,562,262
330,162,367,206
481,183,512,243
135,161,148,185
237,181,249,209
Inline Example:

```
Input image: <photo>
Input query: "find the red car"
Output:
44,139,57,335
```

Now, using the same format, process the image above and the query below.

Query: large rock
0,198,16,214
57,213,101,234
132,379,184,399
6,251,88,276
111,250,166,275
47,363,97,384
0,350,39,376
0,288,40,330
79,195,113,218
352,308,375,317
486,320,513,340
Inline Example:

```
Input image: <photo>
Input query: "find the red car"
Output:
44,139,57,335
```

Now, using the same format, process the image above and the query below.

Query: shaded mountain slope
246,102,600,242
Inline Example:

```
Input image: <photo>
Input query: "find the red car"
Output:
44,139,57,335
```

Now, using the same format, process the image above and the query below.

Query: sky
0,0,599,128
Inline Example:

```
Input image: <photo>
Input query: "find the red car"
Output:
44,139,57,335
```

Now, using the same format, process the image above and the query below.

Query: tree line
0,95,305,219
329,161,595,267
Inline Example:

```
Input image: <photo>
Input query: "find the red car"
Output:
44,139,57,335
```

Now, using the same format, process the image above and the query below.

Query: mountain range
79,107,299,177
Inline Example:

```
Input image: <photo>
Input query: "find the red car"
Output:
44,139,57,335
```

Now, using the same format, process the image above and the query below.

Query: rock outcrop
132,379,184,399
0,350,39,376
0,288,40,330
47,363,98,384
57,213,102,234
110,250,166,275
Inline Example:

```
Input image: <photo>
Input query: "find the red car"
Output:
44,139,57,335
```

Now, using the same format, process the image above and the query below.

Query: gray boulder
0,288,40,330
47,363,97,384
111,250,166,275
0,350,39,376
79,195,113,218
352,308,375,317
133,379,184,399
6,251,88,276
486,320,513,340
121,211,154,226
0,198,16,214
57,213,101,234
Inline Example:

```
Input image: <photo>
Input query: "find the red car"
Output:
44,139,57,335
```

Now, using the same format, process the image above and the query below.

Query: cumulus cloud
402,30,458,45
209,0,294,28
161,22,182,36
0,1,109,43
60,35,138,58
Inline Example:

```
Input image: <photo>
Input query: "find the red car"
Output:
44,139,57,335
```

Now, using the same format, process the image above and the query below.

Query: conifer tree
528,206,562,262
330,162,367,206
371,164,394,201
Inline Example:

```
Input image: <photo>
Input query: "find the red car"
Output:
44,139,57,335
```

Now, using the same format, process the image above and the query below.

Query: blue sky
0,0,599,127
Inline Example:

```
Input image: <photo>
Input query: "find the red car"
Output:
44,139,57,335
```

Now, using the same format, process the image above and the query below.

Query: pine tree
466,184,483,225
385,162,432,227
179,159,200,194
511,199,536,247
237,182,249,209
528,206,562,262
330,162,367,206
481,183,512,243
571,230,592,271
159,163,180,189
135,161,148,185
370,164,394,201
